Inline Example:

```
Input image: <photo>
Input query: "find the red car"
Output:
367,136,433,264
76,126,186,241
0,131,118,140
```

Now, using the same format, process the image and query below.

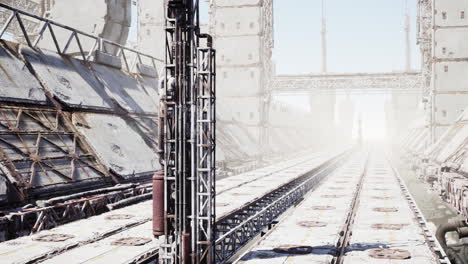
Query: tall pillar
211,0,274,155
308,91,336,145
137,0,165,69
321,0,328,73
429,0,468,141
404,0,412,71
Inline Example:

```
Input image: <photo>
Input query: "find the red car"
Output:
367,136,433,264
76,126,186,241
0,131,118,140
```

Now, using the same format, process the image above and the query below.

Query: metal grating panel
0,106,109,196
72,113,160,179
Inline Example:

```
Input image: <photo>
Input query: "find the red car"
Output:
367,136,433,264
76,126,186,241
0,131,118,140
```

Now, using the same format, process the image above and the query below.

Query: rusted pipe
153,170,164,237
106,193,152,211
457,227,468,238
436,219,467,249
182,232,190,264
436,218,467,264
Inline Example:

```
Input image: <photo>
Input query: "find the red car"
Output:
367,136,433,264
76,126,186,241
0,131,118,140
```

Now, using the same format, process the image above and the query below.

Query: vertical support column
160,1,216,263
308,91,336,146
194,42,216,264
405,0,412,72
321,0,328,73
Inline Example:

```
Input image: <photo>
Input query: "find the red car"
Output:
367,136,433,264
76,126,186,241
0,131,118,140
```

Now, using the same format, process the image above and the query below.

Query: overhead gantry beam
270,71,423,94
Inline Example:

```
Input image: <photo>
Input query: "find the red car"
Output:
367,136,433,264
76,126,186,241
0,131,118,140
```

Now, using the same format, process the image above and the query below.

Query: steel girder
270,72,423,94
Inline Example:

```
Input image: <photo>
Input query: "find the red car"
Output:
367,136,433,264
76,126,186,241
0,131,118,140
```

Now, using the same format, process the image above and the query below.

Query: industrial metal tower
157,0,216,263
321,0,327,73
404,0,411,71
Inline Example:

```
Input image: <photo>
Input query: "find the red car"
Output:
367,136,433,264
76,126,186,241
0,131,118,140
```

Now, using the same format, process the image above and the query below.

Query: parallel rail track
0,150,349,264
236,148,450,264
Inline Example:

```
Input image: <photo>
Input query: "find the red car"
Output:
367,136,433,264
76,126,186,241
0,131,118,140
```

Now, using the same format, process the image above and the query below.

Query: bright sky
145,0,420,141
273,0,420,74
272,0,421,141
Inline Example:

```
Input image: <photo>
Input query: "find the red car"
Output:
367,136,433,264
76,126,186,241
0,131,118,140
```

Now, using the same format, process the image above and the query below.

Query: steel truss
214,152,349,263
162,0,216,263
271,72,423,94
0,3,161,72
0,183,151,241
0,106,109,197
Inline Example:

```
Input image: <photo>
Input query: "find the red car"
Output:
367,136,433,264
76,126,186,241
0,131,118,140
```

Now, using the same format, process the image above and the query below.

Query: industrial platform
0,148,452,264
0,149,344,263
0,1,467,264
237,149,448,263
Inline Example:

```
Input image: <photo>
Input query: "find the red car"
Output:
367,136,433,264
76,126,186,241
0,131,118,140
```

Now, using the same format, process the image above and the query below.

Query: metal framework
162,0,216,263
270,72,423,94
214,152,348,263
0,183,151,241
0,3,162,73
0,2,163,242
0,106,109,198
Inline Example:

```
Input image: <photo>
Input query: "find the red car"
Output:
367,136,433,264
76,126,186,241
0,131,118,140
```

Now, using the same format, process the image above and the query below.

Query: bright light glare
362,121,387,142
352,95,389,143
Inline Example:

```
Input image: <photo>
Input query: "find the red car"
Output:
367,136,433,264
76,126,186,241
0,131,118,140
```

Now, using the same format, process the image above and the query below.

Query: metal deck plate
72,113,159,179
91,63,158,114
21,47,114,111
0,43,47,104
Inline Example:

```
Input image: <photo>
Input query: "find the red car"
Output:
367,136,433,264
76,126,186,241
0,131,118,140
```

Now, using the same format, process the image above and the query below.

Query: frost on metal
22,47,115,110
0,43,47,104
72,113,160,179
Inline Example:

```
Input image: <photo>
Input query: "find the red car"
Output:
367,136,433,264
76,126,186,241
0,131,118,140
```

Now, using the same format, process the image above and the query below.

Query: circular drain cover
33,234,74,242
105,214,134,220
322,194,346,198
309,206,336,211
273,245,313,255
297,221,327,227
111,237,151,246
373,188,390,191
230,192,247,196
368,248,411,259
372,196,394,200
373,207,398,213
371,224,408,230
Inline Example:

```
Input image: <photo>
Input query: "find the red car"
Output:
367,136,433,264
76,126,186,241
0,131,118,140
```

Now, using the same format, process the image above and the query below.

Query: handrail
0,3,163,73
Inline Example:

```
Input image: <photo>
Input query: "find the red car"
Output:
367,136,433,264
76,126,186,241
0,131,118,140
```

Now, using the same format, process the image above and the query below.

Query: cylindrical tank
152,170,164,237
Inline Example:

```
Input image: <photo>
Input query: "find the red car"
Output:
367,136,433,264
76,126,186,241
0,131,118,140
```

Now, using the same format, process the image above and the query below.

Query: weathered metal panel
43,221,158,264
435,62,468,92
214,6,261,37
0,106,109,194
435,28,468,59
91,63,158,114
0,42,47,104
21,47,114,111
72,113,160,179
0,200,152,264
137,76,159,105
434,94,468,126
218,67,261,97
215,0,261,7
434,0,468,27
216,36,261,66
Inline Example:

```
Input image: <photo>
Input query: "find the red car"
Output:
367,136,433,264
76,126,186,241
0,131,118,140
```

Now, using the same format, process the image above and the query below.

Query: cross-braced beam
270,72,423,94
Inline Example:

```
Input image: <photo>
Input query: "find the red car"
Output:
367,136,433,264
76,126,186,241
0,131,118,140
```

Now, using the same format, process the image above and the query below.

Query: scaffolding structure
161,0,216,263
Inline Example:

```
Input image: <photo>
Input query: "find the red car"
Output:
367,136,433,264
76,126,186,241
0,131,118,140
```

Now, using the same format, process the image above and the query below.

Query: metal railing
214,151,350,263
0,3,163,73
